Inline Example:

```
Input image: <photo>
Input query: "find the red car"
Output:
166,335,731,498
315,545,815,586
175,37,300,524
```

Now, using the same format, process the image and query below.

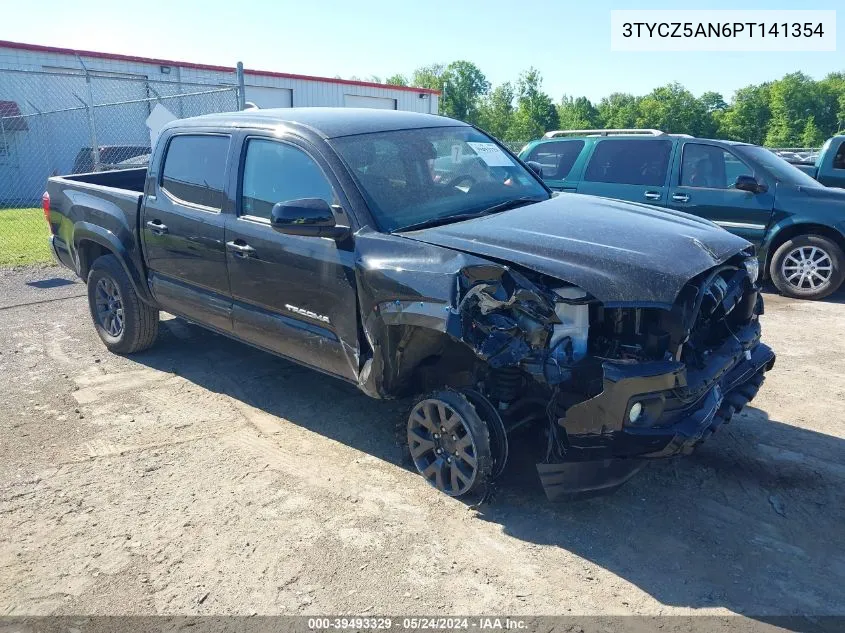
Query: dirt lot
1,264,844,620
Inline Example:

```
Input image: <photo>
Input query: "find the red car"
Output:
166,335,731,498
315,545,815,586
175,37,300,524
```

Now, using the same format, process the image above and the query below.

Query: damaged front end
451,253,775,500
356,234,774,500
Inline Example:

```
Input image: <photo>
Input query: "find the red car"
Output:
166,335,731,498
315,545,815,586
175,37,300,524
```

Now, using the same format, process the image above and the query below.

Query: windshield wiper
394,196,545,233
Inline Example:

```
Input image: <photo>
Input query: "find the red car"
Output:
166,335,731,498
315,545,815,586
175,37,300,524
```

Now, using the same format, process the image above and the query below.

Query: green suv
519,129,845,300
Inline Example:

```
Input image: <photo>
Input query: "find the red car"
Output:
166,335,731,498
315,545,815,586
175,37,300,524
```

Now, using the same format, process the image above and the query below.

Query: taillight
42,191,51,224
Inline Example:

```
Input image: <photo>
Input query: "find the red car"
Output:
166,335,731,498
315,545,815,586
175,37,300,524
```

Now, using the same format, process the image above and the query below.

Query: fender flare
72,222,156,305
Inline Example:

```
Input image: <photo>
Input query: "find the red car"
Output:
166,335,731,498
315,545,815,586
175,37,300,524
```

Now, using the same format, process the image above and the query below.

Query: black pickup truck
44,108,775,500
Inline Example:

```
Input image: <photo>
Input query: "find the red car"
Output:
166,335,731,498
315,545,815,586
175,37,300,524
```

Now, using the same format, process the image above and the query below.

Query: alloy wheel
407,398,478,496
94,277,125,337
781,246,833,291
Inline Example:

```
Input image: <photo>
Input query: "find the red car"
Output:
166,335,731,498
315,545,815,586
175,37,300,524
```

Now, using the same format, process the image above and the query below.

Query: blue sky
1,0,841,103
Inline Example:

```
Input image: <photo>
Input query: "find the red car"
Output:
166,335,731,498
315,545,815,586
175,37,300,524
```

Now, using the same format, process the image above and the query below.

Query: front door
576,138,675,207
666,141,775,246
224,135,360,380
142,133,234,332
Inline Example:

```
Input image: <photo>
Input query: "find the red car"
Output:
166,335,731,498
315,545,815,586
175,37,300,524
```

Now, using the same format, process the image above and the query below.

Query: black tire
87,255,159,354
770,234,845,300
405,390,493,498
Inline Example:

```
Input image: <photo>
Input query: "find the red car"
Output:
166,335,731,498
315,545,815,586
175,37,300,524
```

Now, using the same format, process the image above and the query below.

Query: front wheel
406,390,493,498
87,255,159,353
770,234,845,300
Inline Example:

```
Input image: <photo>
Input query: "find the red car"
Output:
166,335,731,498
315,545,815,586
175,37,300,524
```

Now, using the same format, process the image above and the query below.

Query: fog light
628,402,643,424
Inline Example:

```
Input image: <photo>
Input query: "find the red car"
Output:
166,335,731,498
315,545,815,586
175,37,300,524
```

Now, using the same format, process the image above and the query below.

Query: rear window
834,143,845,170
525,140,585,180
161,135,230,209
584,139,672,187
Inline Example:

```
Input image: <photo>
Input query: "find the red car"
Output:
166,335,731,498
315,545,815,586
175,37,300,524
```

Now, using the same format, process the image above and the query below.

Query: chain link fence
0,67,240,266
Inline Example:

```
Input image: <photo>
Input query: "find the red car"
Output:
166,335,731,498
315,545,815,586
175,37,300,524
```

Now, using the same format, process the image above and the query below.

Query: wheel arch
72,223,155,305
762,222,845,279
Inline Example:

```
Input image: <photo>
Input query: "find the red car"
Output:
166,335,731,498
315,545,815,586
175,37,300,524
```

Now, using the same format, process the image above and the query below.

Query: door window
160,135,230,210
241,139,336,220
524,140,585,180
834,143,845,170
680,144,753,189
583,139,672,186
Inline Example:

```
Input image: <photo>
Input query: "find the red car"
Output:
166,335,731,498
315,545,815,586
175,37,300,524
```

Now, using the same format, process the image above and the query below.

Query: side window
525,140,585,180
583,139,672,186
680,144,753,189
241,139,336,220
161,135,230,210
834,143,845,170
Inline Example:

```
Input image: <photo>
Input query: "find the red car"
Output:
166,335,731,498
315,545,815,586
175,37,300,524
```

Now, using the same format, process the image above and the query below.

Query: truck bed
59,167,147,192
45,167,148,284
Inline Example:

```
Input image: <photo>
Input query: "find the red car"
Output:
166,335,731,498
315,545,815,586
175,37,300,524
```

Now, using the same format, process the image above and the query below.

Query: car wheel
406,390,493,498
770,234,845,300
87,255,159,353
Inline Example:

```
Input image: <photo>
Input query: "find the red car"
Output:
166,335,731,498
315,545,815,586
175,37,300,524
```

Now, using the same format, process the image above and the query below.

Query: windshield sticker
466,142,514,167
451,144,462,164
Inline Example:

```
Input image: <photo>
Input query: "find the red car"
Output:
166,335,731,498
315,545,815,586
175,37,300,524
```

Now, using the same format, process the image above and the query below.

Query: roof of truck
169,108,466,138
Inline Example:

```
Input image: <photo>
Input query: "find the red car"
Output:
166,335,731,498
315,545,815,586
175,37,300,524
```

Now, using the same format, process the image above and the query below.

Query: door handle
644,191,661,200
672,193,690,203
146,220,168,234
226,240,256,258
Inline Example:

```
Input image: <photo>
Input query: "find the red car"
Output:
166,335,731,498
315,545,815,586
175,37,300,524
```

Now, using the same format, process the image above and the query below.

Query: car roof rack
542,129,666,138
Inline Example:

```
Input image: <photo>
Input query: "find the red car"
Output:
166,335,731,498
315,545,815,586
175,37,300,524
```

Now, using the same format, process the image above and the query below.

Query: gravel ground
1,264,844,622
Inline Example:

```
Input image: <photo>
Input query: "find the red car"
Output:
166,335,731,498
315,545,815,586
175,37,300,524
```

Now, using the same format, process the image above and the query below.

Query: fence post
76,55,101,171
236,62,246,111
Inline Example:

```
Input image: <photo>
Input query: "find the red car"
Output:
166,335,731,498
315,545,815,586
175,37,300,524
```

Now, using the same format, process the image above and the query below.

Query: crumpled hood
399,193,752,307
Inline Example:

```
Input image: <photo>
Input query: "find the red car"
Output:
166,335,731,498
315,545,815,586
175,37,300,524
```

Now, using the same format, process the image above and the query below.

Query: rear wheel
87,255,159,353
770,234,844,300
406,390,492,498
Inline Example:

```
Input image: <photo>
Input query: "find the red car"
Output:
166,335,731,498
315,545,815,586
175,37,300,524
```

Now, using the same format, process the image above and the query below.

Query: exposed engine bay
422,250,775,499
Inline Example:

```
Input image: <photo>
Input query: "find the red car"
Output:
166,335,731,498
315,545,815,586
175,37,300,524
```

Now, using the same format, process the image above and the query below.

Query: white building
0,40,440,205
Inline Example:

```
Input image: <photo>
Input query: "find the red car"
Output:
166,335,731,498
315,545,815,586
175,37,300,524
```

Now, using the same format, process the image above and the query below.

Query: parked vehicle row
519,129,845,300
44,108,773,501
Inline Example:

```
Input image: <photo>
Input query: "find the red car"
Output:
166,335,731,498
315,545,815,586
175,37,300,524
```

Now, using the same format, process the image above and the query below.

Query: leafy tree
557,95,600,130
717,83,772,144
411,64,447,93
441,61,490,124
477,82,515,140
508,68,559,141
385,74,409,86
700,91,728,113
801,116,826,147
596,93,640,129
765,72,822,146
635,82,712,136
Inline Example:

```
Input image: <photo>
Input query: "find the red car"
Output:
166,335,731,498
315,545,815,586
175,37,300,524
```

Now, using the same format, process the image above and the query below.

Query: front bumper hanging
538,321,775,500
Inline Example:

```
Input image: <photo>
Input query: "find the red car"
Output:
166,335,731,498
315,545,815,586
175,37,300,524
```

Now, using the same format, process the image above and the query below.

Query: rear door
576,138,674,207
666,141,775,246
521,139,587,191
223,134,360,380
141,133,234,332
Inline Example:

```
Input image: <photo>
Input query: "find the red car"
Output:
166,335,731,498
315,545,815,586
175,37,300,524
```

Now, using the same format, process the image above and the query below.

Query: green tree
508,68,559,141
411,64,447,93
385,74,409,86
477,82,515,140
635,82,712,136
700,91,728,113
801,116,826,147
557,95,600,129
441,60,490,124
765,72,822,146
596,93,640,128
717,83,772,144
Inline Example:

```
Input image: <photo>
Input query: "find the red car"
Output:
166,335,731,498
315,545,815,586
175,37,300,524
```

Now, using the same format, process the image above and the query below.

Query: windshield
330,126,549,232
736,145,822,188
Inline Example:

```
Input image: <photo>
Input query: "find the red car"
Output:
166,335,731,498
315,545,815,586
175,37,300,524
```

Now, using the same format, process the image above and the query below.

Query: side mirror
526,161,543,178
270,198,350,240
735,175,768,194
